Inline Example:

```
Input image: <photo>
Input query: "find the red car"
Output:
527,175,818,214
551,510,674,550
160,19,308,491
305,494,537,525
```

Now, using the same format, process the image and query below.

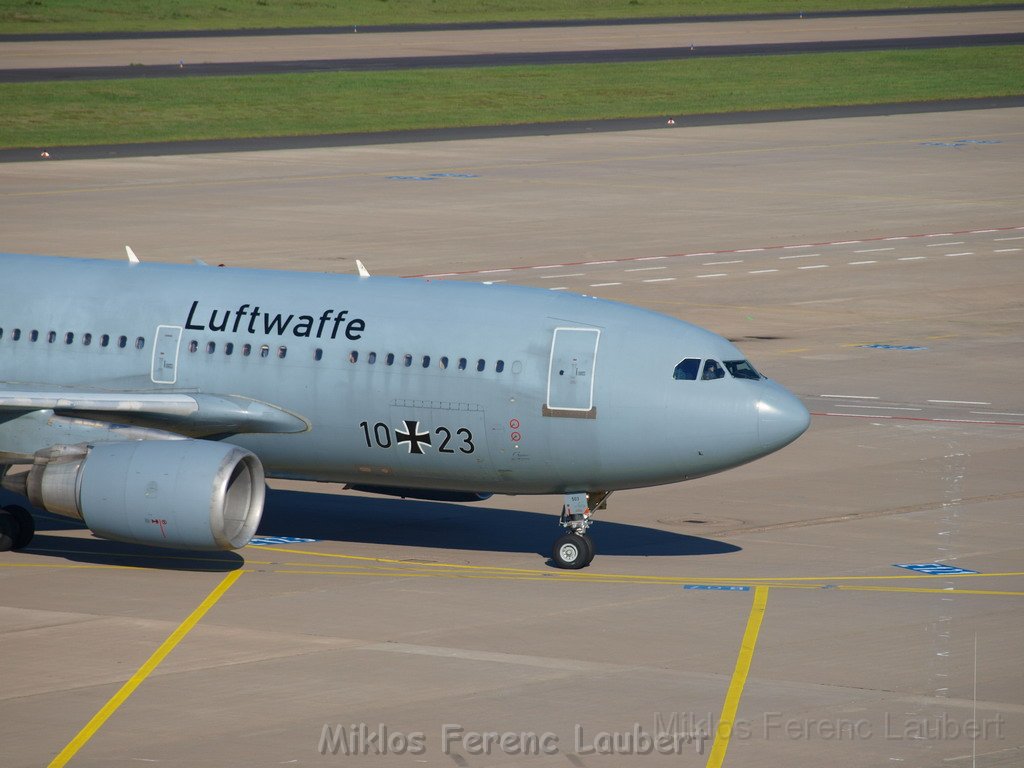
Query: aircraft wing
0,386,308,437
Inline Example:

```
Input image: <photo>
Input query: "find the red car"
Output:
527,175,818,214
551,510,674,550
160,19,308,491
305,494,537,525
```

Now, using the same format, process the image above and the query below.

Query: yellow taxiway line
46,570,244,768
706,586,770,768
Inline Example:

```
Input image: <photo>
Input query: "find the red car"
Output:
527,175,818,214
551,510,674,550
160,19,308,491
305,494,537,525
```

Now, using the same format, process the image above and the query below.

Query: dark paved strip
2,4,1022,42
5,96,1022,163
4,33,1022,83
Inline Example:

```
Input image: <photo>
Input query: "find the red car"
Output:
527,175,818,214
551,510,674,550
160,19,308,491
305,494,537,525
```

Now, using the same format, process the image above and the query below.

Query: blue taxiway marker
894,563,979,575
683,584,751,591
248,536,320,546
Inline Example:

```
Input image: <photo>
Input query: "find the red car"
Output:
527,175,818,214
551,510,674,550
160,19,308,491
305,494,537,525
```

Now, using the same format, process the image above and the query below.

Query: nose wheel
552,532,594,569
0,505,35,552
551,491,610,569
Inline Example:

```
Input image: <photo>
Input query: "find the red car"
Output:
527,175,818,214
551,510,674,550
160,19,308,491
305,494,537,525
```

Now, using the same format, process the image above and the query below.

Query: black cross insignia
395,420,431,455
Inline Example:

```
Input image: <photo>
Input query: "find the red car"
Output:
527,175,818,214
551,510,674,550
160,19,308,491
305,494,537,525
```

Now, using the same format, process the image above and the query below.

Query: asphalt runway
1,107,1022,767
3,10,1022,70
9,33,1023,83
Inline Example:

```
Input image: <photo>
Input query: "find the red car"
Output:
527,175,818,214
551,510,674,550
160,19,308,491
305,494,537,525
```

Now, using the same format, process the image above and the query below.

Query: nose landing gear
551,491,610,569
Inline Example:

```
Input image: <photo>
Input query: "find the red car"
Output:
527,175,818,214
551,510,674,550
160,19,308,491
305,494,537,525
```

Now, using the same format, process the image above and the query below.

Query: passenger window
135,337,145,350
724,359,762,380
206,341,216,354
439,356,448,370
701,359,725,380
673,358,701,381
29,330,39,342
65,332,74,345
476,359,486,372
0,328,3,340
11,329,20,341
367,351,376,364
225,342,234,356
314,348,323,361
100,334,110,347
278,346,287,359
189,340,198,353
403,354,413,368
496,360,505,373
386,353,395,366
242,343,252,357
260,345,270,358
349,351,359,363
458,357,467,371
83,333,92,346
48,331,56,344
118,336,128,349
422,355,430,368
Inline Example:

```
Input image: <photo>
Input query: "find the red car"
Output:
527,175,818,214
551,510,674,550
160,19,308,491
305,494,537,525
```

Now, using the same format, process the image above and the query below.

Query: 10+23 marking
359,420,475,455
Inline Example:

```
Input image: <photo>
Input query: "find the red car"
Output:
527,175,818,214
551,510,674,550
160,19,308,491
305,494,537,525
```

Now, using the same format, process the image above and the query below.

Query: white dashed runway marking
408,226,1024,293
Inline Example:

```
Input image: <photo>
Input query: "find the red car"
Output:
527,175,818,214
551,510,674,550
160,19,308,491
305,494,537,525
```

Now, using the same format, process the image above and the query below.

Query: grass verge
2,0,1021,35
2,46,1021,149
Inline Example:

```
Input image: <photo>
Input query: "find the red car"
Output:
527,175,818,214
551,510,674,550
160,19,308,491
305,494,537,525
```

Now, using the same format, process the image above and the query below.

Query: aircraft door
545,327,600,416
151,325,182,384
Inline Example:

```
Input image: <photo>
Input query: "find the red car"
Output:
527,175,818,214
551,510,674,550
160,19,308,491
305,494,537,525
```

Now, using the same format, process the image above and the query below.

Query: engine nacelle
7,439,264,550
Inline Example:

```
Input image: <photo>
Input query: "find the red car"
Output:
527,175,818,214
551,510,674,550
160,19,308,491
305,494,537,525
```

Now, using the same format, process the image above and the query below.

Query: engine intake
3,439,265,550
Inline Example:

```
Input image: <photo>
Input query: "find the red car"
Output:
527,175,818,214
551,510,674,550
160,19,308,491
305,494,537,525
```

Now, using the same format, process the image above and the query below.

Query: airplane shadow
1,489,243,571
1,488,740,569
258,488,741,561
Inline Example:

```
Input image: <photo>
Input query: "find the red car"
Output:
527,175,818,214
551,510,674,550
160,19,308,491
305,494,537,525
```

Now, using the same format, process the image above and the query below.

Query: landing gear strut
0,505,35,552
551,491,611,569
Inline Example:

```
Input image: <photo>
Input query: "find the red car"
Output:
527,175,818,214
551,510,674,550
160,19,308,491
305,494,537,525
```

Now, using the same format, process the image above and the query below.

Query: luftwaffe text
185,301,366,340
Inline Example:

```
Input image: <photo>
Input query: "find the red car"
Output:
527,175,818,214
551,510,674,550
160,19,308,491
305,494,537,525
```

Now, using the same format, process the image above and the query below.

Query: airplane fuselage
0,254,808,498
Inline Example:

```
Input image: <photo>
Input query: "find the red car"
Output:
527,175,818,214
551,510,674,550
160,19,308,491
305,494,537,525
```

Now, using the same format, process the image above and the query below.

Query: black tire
552,533,591,570
5,505,34,550
580,534,596,567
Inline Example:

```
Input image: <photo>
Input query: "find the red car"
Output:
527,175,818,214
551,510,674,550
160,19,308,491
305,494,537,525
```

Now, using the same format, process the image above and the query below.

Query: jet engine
2,439,264,550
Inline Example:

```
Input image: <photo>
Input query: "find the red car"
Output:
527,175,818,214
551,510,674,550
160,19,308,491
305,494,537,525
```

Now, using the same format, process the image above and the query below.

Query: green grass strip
2,47,1021,149
2,0,1021,35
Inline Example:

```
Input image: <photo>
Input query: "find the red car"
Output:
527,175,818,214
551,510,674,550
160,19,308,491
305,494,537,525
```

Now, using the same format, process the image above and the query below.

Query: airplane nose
756,382,811,452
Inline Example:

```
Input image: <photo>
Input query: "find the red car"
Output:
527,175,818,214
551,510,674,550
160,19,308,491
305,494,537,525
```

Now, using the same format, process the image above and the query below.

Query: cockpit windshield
672,358,701,381
724,359,763,380
701,359,725,380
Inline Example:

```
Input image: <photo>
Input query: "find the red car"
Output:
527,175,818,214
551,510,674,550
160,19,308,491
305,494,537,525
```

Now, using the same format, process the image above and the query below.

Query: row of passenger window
186,339,510,373
673,358,763,381
0,328,145,349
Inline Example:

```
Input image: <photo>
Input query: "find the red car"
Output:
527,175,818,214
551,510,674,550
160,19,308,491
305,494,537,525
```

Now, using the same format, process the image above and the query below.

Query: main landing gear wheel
0,505,35,552
552,533,594,570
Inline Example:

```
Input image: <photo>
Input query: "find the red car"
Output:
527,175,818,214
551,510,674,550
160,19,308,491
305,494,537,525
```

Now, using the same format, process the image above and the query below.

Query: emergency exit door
545,327,600,417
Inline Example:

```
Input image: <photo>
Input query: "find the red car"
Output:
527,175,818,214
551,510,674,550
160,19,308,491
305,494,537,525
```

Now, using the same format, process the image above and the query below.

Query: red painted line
404,225,1023,279
811,412,1024,427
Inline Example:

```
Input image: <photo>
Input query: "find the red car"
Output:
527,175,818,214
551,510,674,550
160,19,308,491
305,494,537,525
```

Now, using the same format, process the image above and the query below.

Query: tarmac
1,74,1023,768
2,10,1022,69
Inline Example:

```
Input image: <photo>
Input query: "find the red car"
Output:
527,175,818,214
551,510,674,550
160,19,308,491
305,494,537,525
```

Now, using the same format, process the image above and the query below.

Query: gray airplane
0,252,809,568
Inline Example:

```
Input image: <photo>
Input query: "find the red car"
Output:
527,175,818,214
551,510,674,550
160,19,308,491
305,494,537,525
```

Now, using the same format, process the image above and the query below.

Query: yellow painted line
257,548,1024,583
47,570,244,768
272,568,1024,596
706,586,769,768
835,585,1024,597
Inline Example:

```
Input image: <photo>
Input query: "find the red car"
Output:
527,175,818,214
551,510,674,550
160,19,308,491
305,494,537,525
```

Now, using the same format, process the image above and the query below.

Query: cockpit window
673,358,701,381
701,359,725,380
724,359,762,380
